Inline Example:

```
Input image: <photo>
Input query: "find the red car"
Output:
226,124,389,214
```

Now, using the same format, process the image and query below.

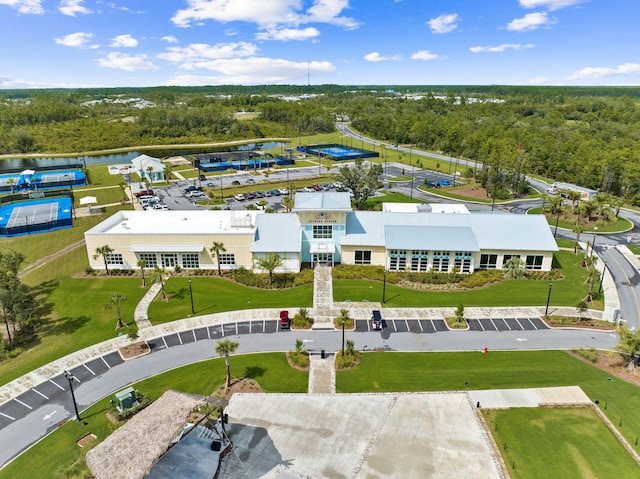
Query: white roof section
250,214,301,253
385,225,479,251
131,154,164,173
85,210,260,236
293,192,352,212
553,182,598,194
382,203,469,214
343,212,558,252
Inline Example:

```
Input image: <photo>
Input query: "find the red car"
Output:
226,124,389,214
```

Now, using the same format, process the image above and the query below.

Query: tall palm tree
119,181,128,203
584,262,600,302
137,258,147,287
567,190,581,213
150,265,169,300
146,166,154,185
93,245,114,275
163,165,173,184
105,292,127,330
255,253,284,285
210,241,226,275
7,178,15,194
216,339,239,393
572,221,585,253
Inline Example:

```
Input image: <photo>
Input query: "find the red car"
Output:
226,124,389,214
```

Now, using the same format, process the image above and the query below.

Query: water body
0,142,286,171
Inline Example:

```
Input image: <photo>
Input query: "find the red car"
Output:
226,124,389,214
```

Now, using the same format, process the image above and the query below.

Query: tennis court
0,168,85,193
0,197,73,236
305,143,379,161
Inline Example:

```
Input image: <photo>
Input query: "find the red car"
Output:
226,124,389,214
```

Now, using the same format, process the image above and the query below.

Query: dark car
245,191,256,200
199,174,206,181
207,182,216,187
231,180,241,186
271,189,281,196
254,190,265,198
279,310,290,329
371,310,383,330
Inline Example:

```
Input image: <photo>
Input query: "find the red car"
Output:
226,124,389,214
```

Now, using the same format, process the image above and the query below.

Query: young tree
94,245,114,275
255,253,284,285
105,292,127,330
0,251,27,343
150,265,169,300
137,258,147,287
335,159,383,210
575,299,588,321
210,241,227,275
216,339,239,393
616,325,640,369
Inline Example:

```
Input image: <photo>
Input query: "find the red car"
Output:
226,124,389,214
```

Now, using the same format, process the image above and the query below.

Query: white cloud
158,42,258,66
519,0,587,10
411,50,441,61
110,34,138,48
97,52,158,71
58,0,91,16
0,76,96,89
162,36,179,44
469,43,534,53
165,58,335,85
427,13,459,34
171,0,359,30
364,52,401,62
506,12,555,31
0,0,43,14
256,27,320,41
569,63,640,80
525,76,551,84
54,32,94,47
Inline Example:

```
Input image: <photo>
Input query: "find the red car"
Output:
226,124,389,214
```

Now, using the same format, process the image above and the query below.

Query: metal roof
384,225,479,251
250,214,301,252
293,192,352,211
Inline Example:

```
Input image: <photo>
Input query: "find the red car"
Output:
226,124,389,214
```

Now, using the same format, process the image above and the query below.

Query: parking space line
221,325,225,336
83,363,95,375
478,320,485,331
50,379,65,391
392,320,397,332
101,356,111,369
404,320,410,331
515,319,525,330
504,319,512,331
32,388,49,400
429,320,435,331
177,333,183,345
207,327,211,339
193,330,197,342
0,412,14,421
14,398,32,410
162,336,168,349
490,319,500,330
236,323,239,335
529,318,538,330
417,320,423,332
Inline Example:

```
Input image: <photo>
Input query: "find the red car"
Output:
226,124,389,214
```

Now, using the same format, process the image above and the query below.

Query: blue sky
0,0,638,88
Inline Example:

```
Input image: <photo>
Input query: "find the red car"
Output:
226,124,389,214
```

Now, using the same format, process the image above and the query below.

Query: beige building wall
340,245,387,266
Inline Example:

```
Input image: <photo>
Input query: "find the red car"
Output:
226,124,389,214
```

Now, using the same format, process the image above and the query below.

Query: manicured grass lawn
361,191,421,210
337,351,640,456
483,408,639,477
148,277,313,324
0,277,147,386
528,206,632,233
334,250,600,309
0,353,307,479
627,244,640,255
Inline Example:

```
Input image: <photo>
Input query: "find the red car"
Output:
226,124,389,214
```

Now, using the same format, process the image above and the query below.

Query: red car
279,310,290,329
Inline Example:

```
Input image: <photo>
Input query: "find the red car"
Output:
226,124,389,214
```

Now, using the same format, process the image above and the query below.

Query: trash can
211,440,221,451
321,349,326,359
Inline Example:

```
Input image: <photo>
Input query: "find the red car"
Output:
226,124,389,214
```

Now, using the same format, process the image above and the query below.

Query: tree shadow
243,366,265,379
42,315,92,336
168,287,188,300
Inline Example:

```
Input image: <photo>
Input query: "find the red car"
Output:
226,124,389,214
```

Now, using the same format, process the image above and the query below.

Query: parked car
271,189,281,196
153,204,169,210
231,180,241,186
134,189,154,197
303,186,315,193
234,193,246,201
371,310,383,330
246,178,256,184
311,184,322,191
182,185,202,193
263,190,272,197
245,191,256,200
279,310,290,329
278,188,289,195
207,182,216,187
254,190,265,198
199,174,206,181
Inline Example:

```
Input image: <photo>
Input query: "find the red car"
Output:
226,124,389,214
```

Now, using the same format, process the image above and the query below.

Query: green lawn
148,277,313,324
528,206,632,233
0,353,307,479
337,351,640,455
333,250,600,309
361,191,421,210
483,408,640,477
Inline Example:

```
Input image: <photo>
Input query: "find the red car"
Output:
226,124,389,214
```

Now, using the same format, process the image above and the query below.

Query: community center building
84,192,558,273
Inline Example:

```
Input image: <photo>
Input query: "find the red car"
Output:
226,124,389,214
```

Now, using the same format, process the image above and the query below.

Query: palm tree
105,292,127,330
255,253,284,285
584,264,600,302
567,190,581,213
93,245,114,275
580,199,597,222
7,178,15,194
119,181,128,204
576,299,588,321
572,221,585,253
163,165,173,184
216,339,239,393
137,258,147,287
503,257,526,279
146,166,154,185
150,265,169,300
210,241,226,275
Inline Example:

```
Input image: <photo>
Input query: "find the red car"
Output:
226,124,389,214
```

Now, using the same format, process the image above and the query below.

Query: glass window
105,253,123,265
354,250,371,265
161,253,178,268
526,255,544,270
138,253,157,268
502,254,520,267
410,251,429,272
218,253,236,265
389,250,407,271
182,253,199,269
313,225,332,239
479,254,498,269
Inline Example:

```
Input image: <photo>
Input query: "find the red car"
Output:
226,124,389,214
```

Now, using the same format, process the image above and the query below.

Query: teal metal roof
293,192,352,211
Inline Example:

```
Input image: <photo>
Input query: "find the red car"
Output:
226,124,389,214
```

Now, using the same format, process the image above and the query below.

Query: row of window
105,253,237,269
479,254,544,270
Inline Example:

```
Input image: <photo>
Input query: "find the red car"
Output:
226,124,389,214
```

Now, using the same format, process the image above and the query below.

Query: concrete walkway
308,354,335,394
133,282,162,329
469,385,591,409
312,265,335,329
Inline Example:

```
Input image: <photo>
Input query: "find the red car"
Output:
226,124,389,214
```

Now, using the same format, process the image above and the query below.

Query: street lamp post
598,265,606,295
188,279,195,315
382,269,387,304
544,281,553,317
341,317,345,356
591,228,598,256
553,207,561,238
63,370,81,422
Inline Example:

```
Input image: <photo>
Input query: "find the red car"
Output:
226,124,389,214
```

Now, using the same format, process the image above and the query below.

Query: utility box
115,387,138,411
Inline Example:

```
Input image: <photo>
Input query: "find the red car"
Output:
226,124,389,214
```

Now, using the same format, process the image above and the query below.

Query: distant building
548,182,598,201
131,154,165,183
85,192,557,273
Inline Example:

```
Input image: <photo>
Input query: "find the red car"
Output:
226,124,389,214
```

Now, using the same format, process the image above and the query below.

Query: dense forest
1,85,640,201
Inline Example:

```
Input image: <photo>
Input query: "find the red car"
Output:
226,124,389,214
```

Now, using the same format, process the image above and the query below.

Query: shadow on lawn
244,366,266,379
44,316,92,336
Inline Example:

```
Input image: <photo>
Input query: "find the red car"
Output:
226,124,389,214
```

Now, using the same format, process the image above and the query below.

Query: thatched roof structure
86,390,206,479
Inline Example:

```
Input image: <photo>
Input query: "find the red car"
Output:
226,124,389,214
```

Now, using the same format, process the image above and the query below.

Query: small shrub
288,350,309,368
292,308,314,329
573,347,598,362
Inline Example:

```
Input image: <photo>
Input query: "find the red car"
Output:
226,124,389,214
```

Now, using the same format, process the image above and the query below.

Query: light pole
188,279,195,315
590,228,598,256
553,207,561,238
544,281,553,317
598,264,606,295
341,316,345,356
63,370,81,422
382,269,387,304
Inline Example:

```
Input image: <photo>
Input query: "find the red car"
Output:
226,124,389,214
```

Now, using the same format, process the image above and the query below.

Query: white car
234,193,246,201
153,204,169,210
278,188,289,195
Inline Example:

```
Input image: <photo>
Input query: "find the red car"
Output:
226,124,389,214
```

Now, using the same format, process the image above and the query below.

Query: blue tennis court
0,168,86,193
304,143,379,161
0,197,73,236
